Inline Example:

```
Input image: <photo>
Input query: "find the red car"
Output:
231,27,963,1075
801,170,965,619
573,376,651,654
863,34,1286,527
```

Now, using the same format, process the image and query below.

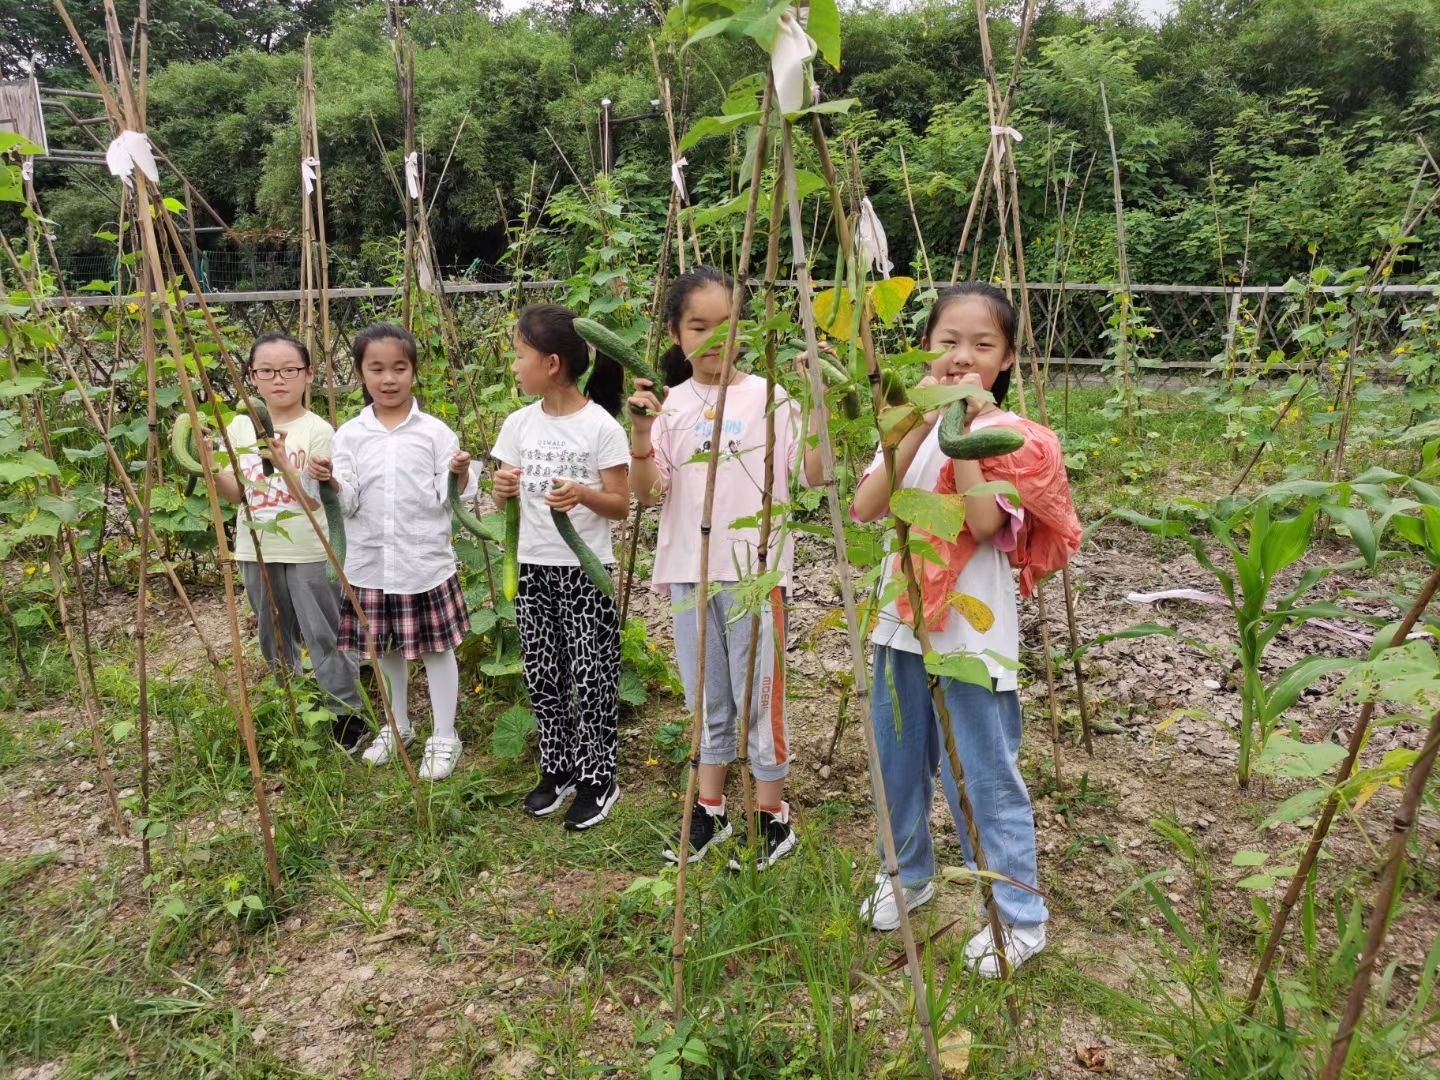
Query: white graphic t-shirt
491,399,630,566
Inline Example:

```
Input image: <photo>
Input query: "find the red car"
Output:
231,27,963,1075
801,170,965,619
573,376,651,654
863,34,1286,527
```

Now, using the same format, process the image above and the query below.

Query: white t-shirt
491,400,630,566
863,412,1025,691
226,410,333,564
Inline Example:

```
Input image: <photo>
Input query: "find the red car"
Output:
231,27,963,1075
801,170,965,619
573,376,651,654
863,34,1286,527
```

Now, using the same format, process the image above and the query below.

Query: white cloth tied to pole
405,150,421,201
302,156,320,196
990,124,1024,161
856,196,893,278
771,10,817,115
106,130,160,189
670,156,688,203
20,159,33,184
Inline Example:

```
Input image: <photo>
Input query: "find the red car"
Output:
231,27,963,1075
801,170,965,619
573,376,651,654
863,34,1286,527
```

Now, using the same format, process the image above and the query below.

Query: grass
2,385,1438,1077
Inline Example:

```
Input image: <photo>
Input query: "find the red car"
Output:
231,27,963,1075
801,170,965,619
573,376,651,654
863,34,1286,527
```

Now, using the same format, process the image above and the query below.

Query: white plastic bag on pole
856,197,893,278
670,156,688,204
405,150,421,201
302,156,320,196
771,9,816,115
990,124,1023,161
106,130,160,189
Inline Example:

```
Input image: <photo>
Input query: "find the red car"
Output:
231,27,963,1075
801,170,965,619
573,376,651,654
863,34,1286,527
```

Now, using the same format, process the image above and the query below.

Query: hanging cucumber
881,367,908,406
447,470,491,540
937,406,1027,461
170,414,205,476
318,483,346,574
550,499,614,598
573,317,661,388
502,498,520,603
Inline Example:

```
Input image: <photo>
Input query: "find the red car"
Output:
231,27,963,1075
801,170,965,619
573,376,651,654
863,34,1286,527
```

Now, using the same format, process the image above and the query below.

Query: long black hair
922,282,1016,406
352,323,419,406
659,264,735,387
246,331,310,372
515,303,623,416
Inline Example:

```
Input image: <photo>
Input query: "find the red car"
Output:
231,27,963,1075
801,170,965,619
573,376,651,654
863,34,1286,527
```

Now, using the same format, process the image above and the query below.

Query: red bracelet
631,447,654,460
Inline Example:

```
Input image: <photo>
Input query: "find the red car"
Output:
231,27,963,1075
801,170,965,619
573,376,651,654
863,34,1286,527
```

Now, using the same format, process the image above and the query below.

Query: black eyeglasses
250,366,308,381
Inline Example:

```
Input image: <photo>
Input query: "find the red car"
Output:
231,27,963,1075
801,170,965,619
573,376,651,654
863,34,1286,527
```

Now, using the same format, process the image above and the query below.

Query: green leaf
906,383,992,412
924,649,992,688
1324,503,1378,567
0,376,45,400
1254,734,1347,780
1259,503,1316,579
1263,787,1329,828
1232,850,1269,867
1262,656,1357,727
0,450,60,483
963,479,1020,505
162,196,186,214
807,0,841,68
1074,622,1177,658
890,488,966,539
678,111,760,153
1237,873,1277,890
490,704,535,759
0,132,42,156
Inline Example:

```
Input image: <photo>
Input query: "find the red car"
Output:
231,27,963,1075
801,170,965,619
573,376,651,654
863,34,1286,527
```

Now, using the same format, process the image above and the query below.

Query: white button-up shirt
318,400,477,596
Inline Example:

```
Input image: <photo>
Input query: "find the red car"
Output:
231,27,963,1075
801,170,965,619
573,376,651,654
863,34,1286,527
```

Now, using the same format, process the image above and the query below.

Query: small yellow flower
1393,345,1407,356
546,907,556,918
1091,449,1101,457
44,341,55,351
127,302,139,314
646,756,659,767
1381,265,1392,278
1327,405,1336,413
1307,242,1318,256
24,565,37,576
1337,349,1349,359
473,683,483,695
1110,436,1120,445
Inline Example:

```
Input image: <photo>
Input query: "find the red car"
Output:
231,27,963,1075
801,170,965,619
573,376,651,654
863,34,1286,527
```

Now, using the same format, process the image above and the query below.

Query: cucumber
550,505,614,598
319,483,346,574
937,409,1027,461
502,497,520,603
818,355,851,388
447,470,490,540
573,317,661,387
881,367,908,406
171,413,205,475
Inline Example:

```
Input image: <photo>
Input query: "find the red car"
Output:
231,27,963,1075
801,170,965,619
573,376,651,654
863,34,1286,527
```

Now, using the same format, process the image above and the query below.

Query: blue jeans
870,645,1047,927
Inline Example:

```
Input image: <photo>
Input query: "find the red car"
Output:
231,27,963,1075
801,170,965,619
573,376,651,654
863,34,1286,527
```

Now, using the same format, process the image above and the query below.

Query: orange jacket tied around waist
895,418,1082,634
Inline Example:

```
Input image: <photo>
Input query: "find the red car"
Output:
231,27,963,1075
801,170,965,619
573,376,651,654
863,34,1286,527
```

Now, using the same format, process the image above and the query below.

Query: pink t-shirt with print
647,373,805,594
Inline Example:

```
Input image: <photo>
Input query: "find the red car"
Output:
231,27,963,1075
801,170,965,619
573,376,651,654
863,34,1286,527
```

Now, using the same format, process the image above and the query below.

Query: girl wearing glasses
215,332,366,753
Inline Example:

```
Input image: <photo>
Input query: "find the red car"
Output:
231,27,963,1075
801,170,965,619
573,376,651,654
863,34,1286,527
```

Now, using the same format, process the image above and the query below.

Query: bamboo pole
135,263,158,876
783,124,944,1077
975,0,1092,762
1098,83,1135,442
1244,565,1440,1012
670,75,774,1023
730,166,786,861
79,0,283,893
897,145,933,284
1321,703,1440,1078
304,37,338,425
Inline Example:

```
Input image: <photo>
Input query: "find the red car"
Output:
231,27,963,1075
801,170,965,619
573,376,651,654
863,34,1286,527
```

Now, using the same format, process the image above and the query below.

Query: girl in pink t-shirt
628,266,818,869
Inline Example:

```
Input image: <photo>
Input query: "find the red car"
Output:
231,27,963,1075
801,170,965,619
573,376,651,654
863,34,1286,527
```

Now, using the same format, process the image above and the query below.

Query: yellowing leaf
1351,780,1381,812
869,276,915,324
890,488,966,539
948,593,994,632
940,1028,972,1077
813,287,856,340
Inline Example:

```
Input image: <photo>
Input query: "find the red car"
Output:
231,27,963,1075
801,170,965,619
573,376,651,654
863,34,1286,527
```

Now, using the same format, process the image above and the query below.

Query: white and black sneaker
564,779,620,831
524,772,576,818
663,802,732,864
728,803,799,871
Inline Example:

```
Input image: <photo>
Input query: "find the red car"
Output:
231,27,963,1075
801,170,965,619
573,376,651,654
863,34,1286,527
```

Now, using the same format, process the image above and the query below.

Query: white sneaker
964,921,1046,978
418,736,462,781
362,725,414,766
861,872,936,932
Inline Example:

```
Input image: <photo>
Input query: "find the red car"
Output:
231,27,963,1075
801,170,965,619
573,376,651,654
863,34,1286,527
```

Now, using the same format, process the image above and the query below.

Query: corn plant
1110,477,1390,787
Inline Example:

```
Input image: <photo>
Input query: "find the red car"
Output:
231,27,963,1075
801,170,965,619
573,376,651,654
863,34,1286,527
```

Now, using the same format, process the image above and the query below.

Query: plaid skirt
338,574,470,659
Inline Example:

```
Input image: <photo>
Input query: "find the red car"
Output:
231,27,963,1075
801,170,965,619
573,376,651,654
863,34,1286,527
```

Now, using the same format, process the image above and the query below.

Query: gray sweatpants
239,560,363,714
670,582,790,782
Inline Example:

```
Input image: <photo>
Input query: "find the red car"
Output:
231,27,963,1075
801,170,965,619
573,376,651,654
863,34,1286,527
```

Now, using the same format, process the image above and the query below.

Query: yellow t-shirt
226,410,333,564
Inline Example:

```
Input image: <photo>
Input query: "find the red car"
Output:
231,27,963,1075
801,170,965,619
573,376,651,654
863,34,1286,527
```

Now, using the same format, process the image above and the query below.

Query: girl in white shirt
307,323,475,781
492,304,629,830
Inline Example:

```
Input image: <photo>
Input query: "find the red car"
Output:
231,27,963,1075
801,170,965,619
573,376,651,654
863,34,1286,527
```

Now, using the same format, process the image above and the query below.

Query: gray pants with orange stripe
670,583,790,782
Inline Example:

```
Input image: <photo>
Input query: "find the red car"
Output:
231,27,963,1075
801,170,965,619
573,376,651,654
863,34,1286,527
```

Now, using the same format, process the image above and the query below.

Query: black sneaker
524,772,576,818
563,779,620,831
332,715,371,756
662,805,732,864
727,806,799,871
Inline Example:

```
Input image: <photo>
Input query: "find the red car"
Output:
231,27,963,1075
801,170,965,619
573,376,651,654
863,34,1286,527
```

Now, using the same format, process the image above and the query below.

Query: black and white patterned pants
514,563,621,786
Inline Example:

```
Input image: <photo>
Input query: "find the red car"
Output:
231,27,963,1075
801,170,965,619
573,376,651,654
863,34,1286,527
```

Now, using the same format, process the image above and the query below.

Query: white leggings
377,649,459,740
